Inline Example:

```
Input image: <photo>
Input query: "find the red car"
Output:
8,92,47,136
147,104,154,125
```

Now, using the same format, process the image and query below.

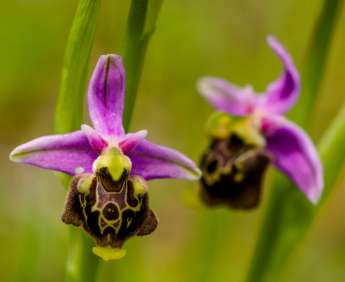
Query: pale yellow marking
232,118,265,148
97,201,122,235
125,176,147,212
203,158,223,186
205,112,265,149
77,175,94,195
92,246,126,261
234,173,244,183
205,112,233,138
93,147,132,181
79,194,88,222
131,176,147,197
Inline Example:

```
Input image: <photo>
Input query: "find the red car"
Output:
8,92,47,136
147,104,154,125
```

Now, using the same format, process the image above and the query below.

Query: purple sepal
127,140,201,180
260,36,300,114
262,115,323,203
198,77,257,116
198,36,300,117
10,131,98,175
88,55,126,137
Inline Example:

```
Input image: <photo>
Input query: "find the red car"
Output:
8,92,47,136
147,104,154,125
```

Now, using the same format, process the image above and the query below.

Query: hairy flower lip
198,35,323,204
62,173,157,258
199,133,271,210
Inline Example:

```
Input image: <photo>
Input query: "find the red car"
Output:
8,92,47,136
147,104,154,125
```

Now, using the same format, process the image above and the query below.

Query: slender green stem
246,1,343,281
291,0,342,128
64,230,100,282
54,0,101,281
319,104,345,200
185,210,229,282
55,0,100,133
122,0,163,130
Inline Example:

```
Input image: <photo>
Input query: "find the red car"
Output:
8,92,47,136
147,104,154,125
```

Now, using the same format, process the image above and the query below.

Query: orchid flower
197,36,323,209
10,54,200,260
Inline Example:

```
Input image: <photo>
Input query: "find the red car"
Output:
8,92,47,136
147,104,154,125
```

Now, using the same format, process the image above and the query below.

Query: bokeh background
1,0,345,281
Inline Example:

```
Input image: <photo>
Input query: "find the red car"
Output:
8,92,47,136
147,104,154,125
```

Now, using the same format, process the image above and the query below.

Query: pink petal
119,130,148,153
81,124,108,154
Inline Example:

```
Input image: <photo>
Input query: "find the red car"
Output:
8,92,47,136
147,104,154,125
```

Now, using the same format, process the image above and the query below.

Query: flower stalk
65,230,99,282
54,0,100,281
291,0,342,128
318,104,345,199
55,0,101,134
245,1,343,281
122,0,163,129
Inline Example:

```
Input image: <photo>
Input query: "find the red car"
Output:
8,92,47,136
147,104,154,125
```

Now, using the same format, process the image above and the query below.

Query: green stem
246,1,343,281
55,0,100,133
122,0,163,130
186,210,229,282
64,230,100,282
319,104,345,201
54,0,101,281
291,0,341,128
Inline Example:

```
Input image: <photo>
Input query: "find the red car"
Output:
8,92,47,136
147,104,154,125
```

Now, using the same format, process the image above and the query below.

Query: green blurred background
1,0,345,281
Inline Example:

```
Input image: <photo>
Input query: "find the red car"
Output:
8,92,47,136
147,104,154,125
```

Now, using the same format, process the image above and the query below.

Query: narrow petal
88,54,125,137
261,36,300,114
198,77,257,116
261,115,323,203
10,131,98,175
119,130,148,153
81,124,108,154
126,140,201,180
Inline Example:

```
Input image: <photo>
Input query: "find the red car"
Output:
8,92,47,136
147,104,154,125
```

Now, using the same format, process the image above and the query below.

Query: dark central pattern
62,169,158,248
200,134,271,209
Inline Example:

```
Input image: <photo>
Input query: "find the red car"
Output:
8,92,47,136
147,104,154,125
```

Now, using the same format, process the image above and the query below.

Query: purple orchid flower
10,54,200,260
10,54,200,181
197,36,323,207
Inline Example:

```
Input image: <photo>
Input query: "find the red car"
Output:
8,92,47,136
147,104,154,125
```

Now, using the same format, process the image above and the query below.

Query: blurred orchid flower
197,36,323,209
10,54,200,260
